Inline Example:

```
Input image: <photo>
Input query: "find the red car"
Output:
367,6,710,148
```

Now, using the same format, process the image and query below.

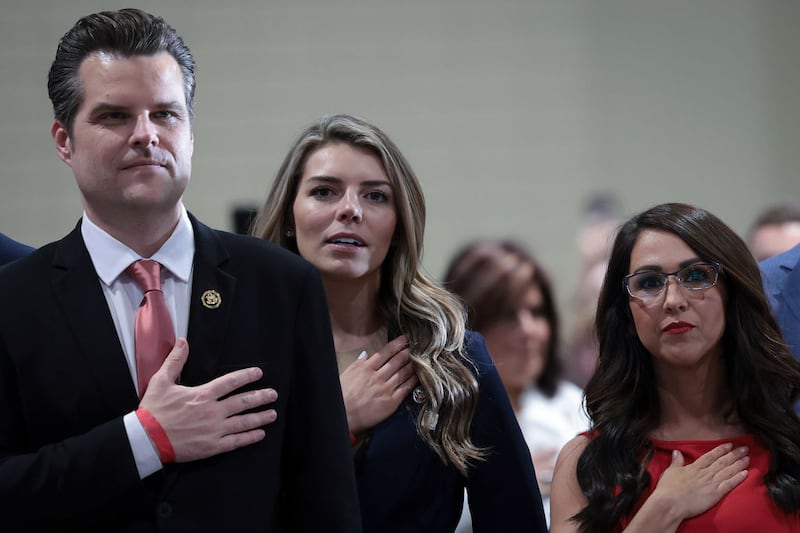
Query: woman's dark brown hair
444,239,563,397
574,202,800,531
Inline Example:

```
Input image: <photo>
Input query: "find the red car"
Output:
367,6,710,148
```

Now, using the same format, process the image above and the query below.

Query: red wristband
136,408,176,463
349,431,357,446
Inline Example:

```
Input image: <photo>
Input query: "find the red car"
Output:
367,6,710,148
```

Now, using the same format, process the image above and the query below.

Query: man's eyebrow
88,102,128,114
153,100,185,109
88,101,185,114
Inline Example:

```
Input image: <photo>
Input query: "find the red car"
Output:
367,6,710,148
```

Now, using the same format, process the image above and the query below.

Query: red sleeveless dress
615,434,800,532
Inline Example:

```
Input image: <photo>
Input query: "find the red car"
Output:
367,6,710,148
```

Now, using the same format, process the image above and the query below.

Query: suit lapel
50,223,138,410
181,216,236,385
159,217,237,495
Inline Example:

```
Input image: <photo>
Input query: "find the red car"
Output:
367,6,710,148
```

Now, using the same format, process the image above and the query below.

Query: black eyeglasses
624,262,722,300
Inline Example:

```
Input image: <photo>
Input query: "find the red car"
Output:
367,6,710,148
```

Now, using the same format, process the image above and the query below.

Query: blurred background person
445,239,589,529
747,201,800,262
564,193,623,388
252,114,546,533
0,233,33,266
761,243,800,368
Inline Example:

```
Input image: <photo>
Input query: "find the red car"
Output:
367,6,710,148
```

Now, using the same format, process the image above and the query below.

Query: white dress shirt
81,206,195,478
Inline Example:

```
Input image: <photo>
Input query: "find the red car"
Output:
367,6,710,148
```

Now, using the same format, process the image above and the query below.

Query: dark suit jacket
0,232,33,266
355,331,547,533
0,216,361,532
761,243,800,361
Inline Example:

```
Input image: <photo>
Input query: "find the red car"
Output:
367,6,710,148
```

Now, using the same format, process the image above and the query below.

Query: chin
323,267,370,281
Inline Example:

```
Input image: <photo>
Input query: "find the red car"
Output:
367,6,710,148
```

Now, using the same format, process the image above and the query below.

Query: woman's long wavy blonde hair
250,113,484,474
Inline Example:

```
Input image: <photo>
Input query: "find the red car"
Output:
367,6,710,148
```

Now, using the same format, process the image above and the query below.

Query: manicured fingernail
357,350,368,360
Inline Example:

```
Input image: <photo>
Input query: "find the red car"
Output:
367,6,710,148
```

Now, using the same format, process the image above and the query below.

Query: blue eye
627,262,721,299
680,264,717,288
683,267,709,282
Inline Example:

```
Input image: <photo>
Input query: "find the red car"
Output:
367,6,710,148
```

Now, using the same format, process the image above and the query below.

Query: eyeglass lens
626,263,718,298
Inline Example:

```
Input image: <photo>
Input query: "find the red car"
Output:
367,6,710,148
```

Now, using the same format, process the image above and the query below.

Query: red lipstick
663,321,694,335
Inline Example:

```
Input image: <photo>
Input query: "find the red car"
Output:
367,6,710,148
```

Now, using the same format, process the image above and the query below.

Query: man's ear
51,120,72,166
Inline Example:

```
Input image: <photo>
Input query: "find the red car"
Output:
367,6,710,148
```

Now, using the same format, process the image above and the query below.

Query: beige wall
1,0,798,321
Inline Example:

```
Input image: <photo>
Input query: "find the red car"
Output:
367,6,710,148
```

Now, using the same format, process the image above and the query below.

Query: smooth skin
52,52,277,461
339,335,416,434
550,230,750,532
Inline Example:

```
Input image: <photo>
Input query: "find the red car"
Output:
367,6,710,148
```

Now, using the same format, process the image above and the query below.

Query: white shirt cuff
123,411,163,478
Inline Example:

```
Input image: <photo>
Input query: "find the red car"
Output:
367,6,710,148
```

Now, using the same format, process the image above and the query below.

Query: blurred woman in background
445,239,588,528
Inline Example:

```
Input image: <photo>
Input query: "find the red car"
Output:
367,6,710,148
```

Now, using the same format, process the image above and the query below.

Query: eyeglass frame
623,261,723,301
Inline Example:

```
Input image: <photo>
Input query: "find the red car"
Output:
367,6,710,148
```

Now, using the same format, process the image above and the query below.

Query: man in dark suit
0,9,360,532
761,242,800,362
0,233,33,265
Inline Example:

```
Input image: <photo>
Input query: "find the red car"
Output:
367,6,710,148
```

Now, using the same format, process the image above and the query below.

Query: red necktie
126,260,176,398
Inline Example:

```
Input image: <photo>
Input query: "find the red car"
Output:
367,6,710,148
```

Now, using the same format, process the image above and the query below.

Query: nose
518,310,547,340
337,191,363,223
129,114,159,148
662,276,688,312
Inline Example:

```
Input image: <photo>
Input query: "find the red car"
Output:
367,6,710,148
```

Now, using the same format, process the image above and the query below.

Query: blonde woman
252,114,546,533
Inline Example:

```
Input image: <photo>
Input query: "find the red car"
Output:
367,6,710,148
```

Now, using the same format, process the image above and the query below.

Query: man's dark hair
750,202,800,232
47,8,196,135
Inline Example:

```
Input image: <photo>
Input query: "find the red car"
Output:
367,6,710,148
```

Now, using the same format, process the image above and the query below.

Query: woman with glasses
549,202,800,532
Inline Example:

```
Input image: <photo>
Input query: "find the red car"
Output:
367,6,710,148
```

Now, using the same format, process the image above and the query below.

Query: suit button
157,502,173,518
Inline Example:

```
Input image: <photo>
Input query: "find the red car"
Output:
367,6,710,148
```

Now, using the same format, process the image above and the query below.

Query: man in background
761,243,800,362
748,202,800,261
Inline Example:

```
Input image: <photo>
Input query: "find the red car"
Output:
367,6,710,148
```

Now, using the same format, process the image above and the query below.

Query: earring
285,228,295,238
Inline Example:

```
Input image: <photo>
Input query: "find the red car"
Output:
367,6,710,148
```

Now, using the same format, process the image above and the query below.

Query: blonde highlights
251,114,484,474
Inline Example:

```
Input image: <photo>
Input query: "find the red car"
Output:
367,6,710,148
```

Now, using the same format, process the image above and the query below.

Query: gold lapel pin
201,289,222,309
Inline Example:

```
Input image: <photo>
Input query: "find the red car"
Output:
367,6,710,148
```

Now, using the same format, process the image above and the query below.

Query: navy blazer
761,243,800,361
355,331,547,533
0,233,33,266
0,216,361,532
